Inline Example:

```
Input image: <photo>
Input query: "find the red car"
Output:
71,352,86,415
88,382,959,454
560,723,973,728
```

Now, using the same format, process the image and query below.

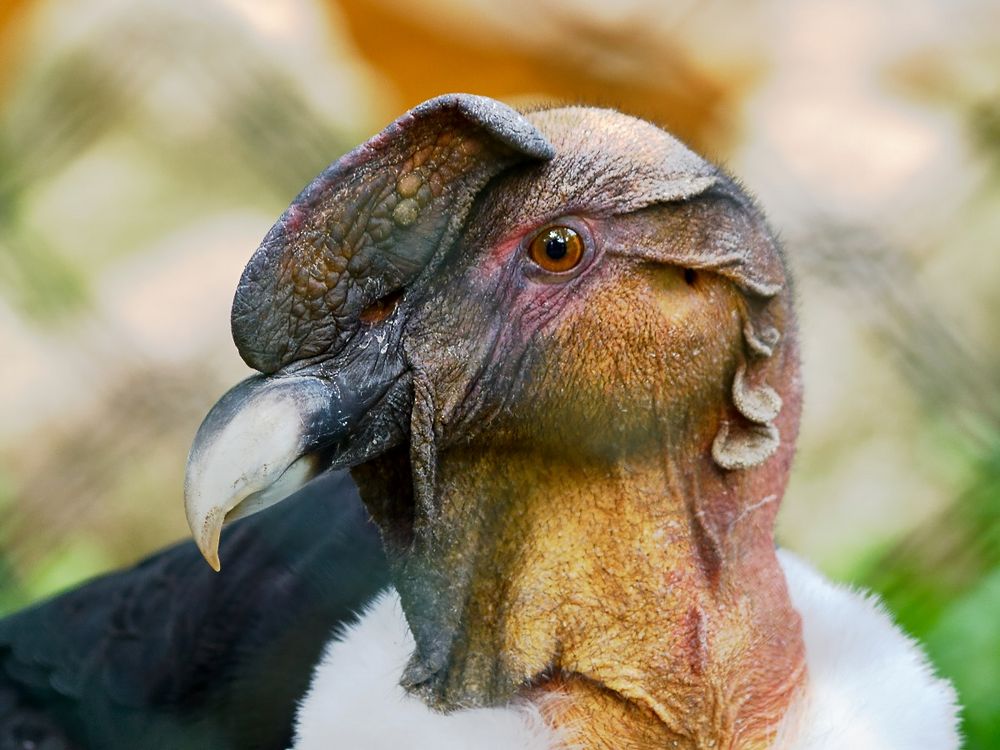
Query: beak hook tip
192,506,225,573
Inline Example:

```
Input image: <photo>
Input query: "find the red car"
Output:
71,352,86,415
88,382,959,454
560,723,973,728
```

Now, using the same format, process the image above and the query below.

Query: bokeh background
0,0,996,744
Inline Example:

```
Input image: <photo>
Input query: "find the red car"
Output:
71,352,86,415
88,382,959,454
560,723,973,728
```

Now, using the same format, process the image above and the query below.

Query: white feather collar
292,551,959,750
771,551,959,749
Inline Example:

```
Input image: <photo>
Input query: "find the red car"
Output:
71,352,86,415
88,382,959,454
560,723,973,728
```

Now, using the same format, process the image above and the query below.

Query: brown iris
528,226,585,273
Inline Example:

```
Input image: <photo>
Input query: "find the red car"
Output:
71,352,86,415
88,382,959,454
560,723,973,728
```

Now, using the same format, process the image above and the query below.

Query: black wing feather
0,471,389,750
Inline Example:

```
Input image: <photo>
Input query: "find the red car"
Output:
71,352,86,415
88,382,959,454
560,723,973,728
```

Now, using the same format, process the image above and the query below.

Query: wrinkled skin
187,95,805,749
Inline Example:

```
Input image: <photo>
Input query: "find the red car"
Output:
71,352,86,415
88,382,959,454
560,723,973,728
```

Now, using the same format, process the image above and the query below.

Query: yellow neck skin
417,444,805,750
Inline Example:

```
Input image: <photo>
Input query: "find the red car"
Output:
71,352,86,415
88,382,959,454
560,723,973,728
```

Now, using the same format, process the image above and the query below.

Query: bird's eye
527,226,585,273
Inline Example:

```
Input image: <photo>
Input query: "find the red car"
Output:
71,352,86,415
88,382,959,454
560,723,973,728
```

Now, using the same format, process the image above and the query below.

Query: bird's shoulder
0,471,390,750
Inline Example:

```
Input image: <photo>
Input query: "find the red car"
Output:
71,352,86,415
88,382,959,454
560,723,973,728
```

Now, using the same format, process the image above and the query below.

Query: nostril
360,288,405,324
684,268,698,286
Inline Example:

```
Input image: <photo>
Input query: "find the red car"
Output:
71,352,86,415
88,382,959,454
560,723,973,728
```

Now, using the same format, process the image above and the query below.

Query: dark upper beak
183,94,552,570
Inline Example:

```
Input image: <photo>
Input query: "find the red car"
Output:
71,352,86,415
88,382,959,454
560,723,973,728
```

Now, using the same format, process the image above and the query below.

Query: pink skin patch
475,215,607,340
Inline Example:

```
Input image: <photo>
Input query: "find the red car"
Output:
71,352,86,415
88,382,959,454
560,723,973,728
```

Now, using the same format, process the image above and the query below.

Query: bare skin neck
368,442,806,750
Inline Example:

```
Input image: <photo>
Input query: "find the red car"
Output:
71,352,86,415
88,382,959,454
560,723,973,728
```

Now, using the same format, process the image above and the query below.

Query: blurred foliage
928,567,1000,747
0,0,996,746
855,446,1000,747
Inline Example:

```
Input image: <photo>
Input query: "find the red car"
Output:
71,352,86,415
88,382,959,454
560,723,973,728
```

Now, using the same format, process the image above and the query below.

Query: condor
1,95,958,750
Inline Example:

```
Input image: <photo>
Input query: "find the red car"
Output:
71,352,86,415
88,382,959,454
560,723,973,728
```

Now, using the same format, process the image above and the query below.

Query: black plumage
0,471,389,750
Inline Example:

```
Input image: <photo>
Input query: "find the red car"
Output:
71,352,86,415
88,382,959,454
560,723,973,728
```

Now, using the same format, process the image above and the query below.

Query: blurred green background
0,0,996,745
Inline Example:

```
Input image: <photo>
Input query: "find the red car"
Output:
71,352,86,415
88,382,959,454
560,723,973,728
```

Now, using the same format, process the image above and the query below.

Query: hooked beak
183,376,324,571
183,372,393,570
184,344,412,570
182,94,552,570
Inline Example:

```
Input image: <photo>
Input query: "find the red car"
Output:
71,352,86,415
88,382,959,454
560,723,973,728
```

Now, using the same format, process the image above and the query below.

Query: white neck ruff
292,550,959,750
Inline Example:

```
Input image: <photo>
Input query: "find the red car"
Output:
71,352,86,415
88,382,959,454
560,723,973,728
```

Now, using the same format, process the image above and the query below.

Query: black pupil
544,232,569,260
